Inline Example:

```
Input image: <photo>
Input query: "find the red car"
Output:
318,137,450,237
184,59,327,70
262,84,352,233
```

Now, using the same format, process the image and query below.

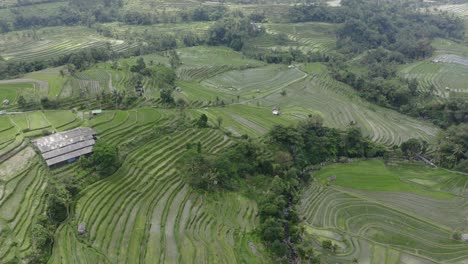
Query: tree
400,138,422,160
91,141,119,176
343,126,365,157
67,64,76,75
169,50,181,69
216,116,223,128
130,57,146,73
197,114,209,128
179,150,220,190
160,89,175,105
17,95,26,107
322,240,333,250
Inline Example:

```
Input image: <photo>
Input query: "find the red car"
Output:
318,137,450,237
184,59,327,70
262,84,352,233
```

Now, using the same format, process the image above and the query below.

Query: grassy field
301,160,468,263
316,160,453,198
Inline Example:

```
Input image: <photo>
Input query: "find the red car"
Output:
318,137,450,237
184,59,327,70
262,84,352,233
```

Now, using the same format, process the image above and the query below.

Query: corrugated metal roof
42,139,95,160
46,146,94,166
33,127,97,166
33,127,96,153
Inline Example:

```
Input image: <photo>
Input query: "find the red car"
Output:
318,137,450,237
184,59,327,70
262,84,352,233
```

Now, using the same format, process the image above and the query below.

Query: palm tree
453,144,465,161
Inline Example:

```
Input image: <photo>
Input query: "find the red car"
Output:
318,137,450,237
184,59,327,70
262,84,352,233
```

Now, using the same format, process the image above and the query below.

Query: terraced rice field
49,109,267,263
262,22,337,53
0,26,136,62
0,155,48,262
300,160,468,263
179,60,438,145
201,65,307,97
0,110,79,141
102,21,212,43
432,39,468,57
254,64,439,145
176,46,264,81
9,112,51,133
399,38,468,98
0,80,47,103
43,110,81,131
191,104,316,137
400,60,468,98
24,70,68,98
0,115,20,151
437,4,468,17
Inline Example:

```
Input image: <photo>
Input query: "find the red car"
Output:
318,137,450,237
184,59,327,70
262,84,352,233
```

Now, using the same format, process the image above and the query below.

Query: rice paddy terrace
0,152,47,261
400,39,468,98
0,109,82,159
0,0,466,262
189,60,438,145
0,108,269,263
48,108,268,263
300,160,468,263
0,26,136,62
0,43,440,145
258,22,337,53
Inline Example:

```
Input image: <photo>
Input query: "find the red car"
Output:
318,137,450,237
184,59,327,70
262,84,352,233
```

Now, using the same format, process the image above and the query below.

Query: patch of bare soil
0,146,36,181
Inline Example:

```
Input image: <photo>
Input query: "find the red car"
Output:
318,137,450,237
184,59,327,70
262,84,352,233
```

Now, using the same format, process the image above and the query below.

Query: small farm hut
78,223,86,235
92,109,102,115
462,234,468,242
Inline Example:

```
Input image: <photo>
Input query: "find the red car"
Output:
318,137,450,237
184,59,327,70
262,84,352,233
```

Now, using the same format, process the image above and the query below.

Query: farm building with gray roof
32,127,97,167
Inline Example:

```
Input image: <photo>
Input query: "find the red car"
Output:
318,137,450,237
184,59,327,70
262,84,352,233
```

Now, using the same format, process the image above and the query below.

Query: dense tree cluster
413,98,468,128
400,138,429,160
207,11,263,51
288,0,464,58
79,141,119,176
434,124,468,172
